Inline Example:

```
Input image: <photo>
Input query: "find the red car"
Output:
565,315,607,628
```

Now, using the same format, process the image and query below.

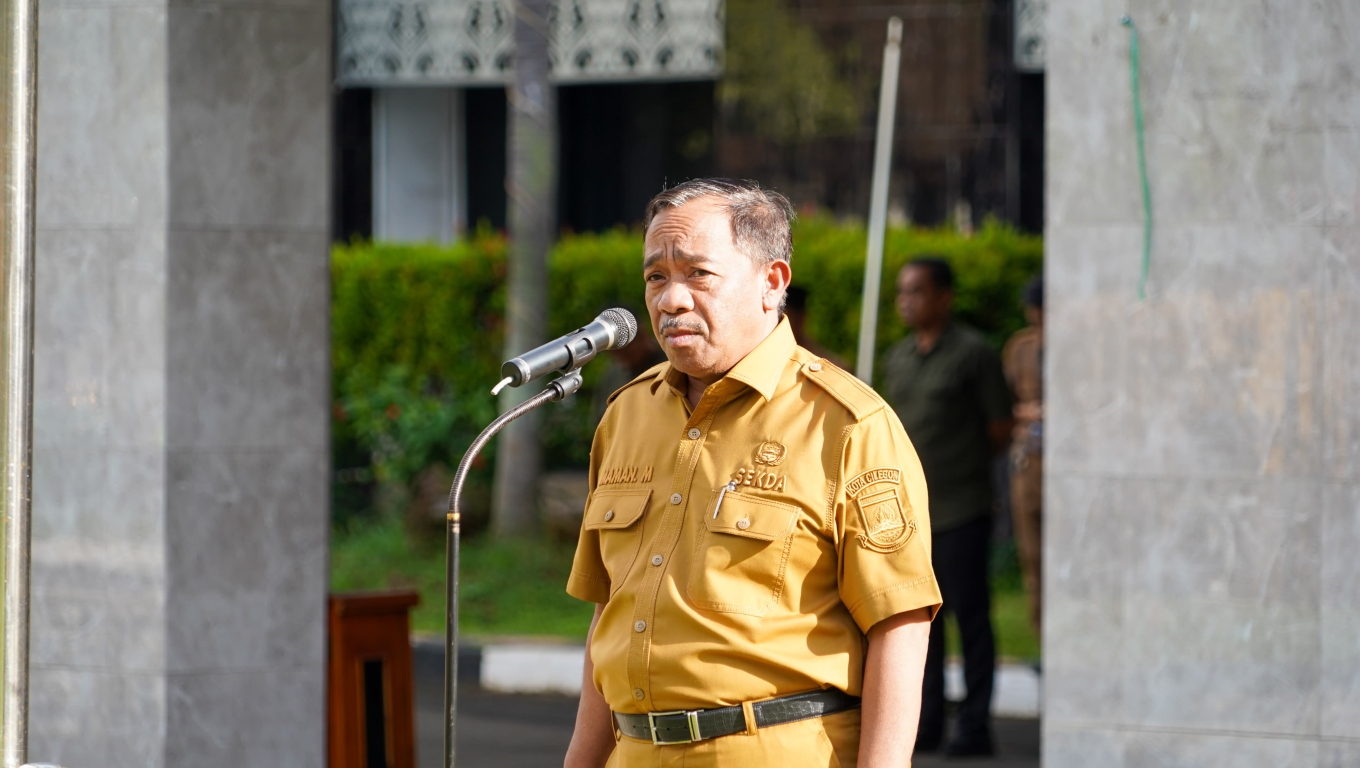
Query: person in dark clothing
881,257,1014,757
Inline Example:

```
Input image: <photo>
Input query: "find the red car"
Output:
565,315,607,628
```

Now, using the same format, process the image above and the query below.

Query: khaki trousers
607,708,862,767
1010,447,1043,637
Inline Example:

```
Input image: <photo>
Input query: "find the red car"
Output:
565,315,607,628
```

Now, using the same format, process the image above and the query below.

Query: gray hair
643,178,796,266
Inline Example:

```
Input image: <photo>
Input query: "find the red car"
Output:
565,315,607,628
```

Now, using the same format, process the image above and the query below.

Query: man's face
896,265,952,328
643,198,786,382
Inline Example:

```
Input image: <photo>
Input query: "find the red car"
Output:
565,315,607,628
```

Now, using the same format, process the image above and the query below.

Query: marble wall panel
29,668,167,768
1047,0,1353,760
1044,476,1129,722
34,228,166,449
164,449,327,672
1046,226,1328,479
1320,741,1360,768
165,230,329,451
1122,730,1320,768
1320,482,1360,739
32,0,330,762
164,668,326,768
31,446,166,671
35,4,167,229
1321,226,1360,481
1043,0,1139,228
1119,479,1322,734
166,5,330,231
1043,726,1126,768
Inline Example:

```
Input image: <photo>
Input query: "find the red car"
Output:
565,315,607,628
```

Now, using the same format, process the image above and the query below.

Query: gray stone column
29,0,330,763
1046,1,1359,765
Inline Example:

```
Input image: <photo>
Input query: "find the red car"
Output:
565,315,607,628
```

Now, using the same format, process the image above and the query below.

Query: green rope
1121,15,1152,300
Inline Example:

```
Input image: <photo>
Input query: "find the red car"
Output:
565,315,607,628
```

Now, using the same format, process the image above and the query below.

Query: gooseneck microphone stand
442,370,584,768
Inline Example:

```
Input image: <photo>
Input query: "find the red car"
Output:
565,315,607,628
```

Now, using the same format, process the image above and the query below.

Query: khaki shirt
568,319,942,714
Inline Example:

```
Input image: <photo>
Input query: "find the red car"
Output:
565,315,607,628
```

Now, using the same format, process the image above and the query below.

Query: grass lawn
331,515,1040,661
331,515,594,638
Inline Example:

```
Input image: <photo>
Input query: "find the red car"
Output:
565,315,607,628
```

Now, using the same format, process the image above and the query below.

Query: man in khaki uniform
563,179,942,768
1003,278,1043,637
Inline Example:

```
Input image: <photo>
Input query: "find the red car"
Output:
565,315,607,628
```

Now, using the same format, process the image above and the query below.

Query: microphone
491,308,638,395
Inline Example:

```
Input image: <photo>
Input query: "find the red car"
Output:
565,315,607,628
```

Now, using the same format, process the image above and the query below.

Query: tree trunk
492,0,556,538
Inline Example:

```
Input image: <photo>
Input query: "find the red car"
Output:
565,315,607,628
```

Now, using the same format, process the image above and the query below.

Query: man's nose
656,280,694,315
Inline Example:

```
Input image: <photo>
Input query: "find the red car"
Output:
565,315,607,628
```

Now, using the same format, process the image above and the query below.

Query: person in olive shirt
881,257,1013,757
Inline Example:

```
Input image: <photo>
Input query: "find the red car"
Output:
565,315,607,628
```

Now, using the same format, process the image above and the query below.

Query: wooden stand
328,591,420,768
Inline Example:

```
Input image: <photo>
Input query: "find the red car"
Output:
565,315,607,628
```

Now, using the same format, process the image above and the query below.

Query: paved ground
414,647,1039,767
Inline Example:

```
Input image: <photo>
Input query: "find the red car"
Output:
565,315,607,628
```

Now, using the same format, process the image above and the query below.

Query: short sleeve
975,344,1013,423
566,413,612,604
836,408,943,632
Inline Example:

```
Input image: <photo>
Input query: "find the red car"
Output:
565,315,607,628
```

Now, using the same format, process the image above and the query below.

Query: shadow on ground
414,645,1038,767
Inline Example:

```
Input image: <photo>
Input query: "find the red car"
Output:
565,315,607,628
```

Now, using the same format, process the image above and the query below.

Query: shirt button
603,510,614,522
634,620,647,632
634,688,645,700
808,362,823,372
670,492,683,505
736,518,751,530
687,428,702,440
651,554,664,566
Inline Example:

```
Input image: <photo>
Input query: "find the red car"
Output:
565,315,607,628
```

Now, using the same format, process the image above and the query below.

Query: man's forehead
645,198,731,246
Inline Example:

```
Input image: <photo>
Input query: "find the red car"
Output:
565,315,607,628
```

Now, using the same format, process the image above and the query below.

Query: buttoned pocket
582,489,651,594
687,490,799,616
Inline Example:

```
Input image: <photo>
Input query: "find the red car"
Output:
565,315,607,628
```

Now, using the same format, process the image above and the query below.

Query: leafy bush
331,218,1041,522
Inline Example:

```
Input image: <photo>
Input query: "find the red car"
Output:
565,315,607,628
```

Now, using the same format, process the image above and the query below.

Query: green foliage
331,218,1041,507
330,514,594,637
720,0,861,143
331,513,1038,656
790,216,1044,388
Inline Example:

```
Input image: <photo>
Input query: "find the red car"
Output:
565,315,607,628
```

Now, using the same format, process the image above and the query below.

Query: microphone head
601,308,637,349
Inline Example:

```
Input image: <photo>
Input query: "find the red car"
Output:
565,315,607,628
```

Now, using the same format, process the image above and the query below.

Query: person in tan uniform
563,178,942,768
1003,277,1043,638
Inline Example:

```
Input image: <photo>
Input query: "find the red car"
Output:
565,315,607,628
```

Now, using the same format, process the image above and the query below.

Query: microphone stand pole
442,370,584,768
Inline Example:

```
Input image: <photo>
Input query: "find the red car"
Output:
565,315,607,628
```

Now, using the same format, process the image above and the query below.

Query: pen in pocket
713,480,738,519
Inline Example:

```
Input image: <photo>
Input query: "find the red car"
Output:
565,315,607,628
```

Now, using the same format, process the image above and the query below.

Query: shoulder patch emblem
753,440,787,466
846,467,915,552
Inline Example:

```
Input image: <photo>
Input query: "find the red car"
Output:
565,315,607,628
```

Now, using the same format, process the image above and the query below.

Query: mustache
658,317,705,335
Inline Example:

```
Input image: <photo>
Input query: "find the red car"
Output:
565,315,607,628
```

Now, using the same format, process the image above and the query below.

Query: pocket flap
704,491,798,541
583,489,652,530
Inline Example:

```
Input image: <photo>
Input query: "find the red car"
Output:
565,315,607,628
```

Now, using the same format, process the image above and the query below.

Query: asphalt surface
414,646,1039,767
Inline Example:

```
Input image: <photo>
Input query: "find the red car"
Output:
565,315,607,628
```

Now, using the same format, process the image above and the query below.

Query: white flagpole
856,16,903,384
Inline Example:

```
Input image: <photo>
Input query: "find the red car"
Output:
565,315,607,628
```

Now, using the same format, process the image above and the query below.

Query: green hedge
331,218,1041,522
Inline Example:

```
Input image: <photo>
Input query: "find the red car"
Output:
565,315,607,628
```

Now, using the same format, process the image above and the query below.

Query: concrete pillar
30,0,330,763
1046,1,1359,765
373,87,467,243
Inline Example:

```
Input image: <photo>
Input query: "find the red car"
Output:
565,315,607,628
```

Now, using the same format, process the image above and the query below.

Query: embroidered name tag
599,466,653,486
846,468,915,552
731,467,786,492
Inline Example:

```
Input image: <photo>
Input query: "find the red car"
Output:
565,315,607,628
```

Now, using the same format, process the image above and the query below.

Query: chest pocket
687,490,799,617
582,489,652,595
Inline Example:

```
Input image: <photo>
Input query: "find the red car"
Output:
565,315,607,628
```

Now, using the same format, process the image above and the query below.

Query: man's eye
692,269,711,277
645,273,664,282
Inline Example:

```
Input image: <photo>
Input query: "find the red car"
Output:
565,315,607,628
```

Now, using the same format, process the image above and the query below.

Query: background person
881,257,1013,757
1003,277,1044,640
563,179,941,768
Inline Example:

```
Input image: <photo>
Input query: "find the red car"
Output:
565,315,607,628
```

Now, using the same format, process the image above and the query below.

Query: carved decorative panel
336,0,724,86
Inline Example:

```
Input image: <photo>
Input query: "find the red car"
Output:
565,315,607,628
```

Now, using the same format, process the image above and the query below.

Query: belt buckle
647,709,702,745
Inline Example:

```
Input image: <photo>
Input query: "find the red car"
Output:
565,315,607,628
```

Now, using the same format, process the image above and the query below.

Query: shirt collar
651,316,795,402
910,319,956,357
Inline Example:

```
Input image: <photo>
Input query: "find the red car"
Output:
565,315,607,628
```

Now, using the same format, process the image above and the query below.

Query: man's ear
762,259,792,313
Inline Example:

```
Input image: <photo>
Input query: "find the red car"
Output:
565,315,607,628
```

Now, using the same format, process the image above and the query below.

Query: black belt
614,688,860,745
